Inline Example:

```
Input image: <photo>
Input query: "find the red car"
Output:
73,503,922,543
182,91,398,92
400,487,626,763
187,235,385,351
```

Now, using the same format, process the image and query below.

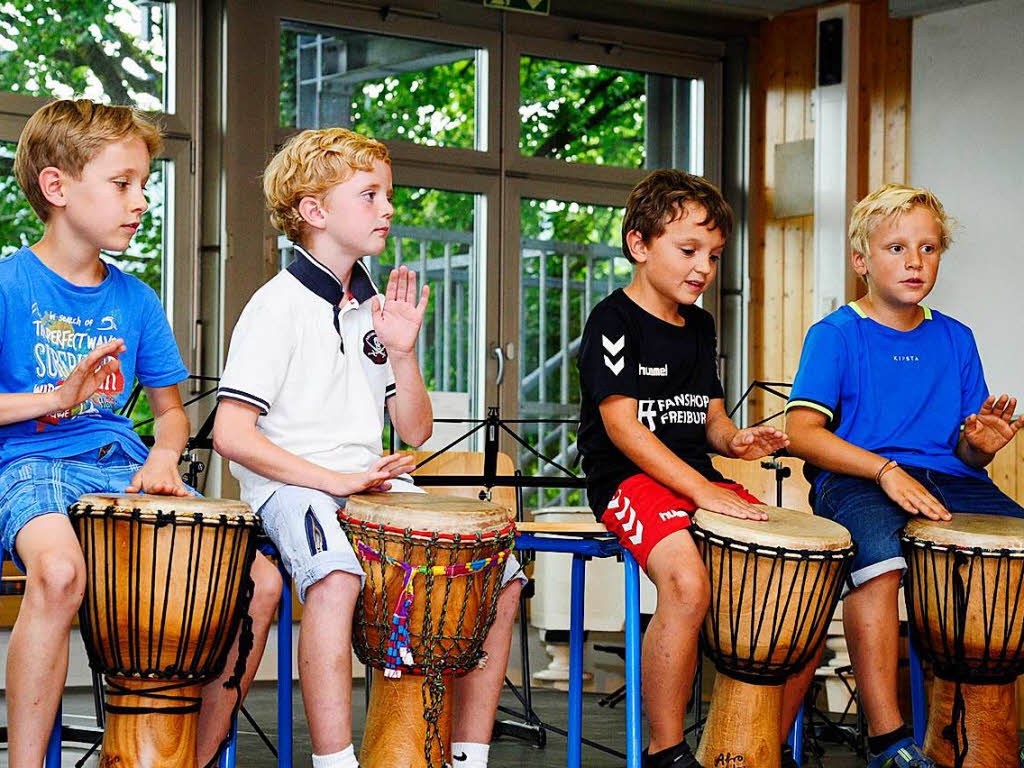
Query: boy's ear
625,229,648,264
298,195,327,230
850,249,869,279
37,167,67,209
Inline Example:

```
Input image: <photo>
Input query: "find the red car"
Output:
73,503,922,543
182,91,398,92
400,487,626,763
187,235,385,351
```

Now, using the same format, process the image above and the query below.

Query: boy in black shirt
577,170,797,767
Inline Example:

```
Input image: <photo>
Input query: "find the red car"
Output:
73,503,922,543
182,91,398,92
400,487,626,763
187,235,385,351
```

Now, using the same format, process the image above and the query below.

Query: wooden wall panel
749,0,916,426
749,11,817,425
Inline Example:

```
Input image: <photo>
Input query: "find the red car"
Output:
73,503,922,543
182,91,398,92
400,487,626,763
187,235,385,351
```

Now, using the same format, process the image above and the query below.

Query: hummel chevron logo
602,335,625,355
611,494,643,545
602,334,625,375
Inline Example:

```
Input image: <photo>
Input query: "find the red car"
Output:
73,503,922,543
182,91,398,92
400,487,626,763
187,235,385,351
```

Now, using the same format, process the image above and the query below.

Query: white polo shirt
218,245,396,512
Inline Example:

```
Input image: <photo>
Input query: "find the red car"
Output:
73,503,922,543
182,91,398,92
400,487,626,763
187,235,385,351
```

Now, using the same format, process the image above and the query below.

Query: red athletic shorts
600,474,763,571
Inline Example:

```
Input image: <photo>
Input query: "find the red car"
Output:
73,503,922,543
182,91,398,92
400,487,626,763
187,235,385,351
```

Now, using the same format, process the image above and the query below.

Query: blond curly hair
263,128,390,243
849,183,955,256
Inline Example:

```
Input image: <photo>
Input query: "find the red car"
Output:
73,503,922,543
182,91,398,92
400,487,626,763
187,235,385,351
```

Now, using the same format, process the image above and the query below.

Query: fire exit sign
484,0,550,15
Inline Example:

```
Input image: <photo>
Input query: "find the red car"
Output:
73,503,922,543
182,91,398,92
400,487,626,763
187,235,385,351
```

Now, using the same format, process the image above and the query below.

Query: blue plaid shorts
0,444,195,570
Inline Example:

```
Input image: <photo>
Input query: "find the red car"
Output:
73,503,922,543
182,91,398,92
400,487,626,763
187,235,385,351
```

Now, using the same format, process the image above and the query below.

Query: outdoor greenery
0,1,171,433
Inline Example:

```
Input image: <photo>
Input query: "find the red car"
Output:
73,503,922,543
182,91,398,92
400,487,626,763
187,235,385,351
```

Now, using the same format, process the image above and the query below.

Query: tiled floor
0,679,869,767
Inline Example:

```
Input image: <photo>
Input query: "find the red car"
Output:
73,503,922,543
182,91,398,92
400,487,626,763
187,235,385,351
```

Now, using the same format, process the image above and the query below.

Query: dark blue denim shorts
814,465,1024,588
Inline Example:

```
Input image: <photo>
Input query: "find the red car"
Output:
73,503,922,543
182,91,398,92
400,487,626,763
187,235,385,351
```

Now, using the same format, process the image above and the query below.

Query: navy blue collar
287,244,377,305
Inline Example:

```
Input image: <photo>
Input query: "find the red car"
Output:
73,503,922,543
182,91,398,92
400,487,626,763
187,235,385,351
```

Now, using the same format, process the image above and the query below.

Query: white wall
910,0,1024,399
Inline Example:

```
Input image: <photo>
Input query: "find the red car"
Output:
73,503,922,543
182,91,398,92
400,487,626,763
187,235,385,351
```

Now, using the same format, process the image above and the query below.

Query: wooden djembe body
692,506,854,768
70,494,258,768
338,493,516,768
903,514,1024,768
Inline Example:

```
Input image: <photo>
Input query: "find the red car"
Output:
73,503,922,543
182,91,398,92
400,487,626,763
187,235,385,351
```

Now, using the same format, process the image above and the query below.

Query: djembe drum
691,506,854,768
69,494,259,768
338,493,516,768
903,515,1024,768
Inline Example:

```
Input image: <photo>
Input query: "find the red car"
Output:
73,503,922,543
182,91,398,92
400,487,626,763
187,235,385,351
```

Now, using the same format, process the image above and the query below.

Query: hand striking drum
691,506,854,768
903,514,1024,768
338,493,516,768
69,494,259,768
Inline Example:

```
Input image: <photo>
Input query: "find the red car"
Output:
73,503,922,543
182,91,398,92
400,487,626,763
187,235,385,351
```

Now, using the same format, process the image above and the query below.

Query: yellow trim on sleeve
785,400,835,420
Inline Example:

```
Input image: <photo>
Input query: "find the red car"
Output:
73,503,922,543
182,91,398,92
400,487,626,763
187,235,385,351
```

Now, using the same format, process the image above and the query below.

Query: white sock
451,742,489,768
312,745,360,768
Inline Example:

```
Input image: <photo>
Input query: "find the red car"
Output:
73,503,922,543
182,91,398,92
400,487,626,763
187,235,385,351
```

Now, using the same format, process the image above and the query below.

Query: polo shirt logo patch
363,330,388,364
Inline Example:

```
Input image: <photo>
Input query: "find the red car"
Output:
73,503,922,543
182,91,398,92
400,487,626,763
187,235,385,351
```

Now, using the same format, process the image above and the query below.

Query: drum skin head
905,513,1024,549
693,505,851,550
75,493,253,520
346,492,511,534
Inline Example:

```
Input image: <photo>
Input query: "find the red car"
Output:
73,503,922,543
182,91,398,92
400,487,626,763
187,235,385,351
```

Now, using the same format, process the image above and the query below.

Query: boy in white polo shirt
213,128,522,768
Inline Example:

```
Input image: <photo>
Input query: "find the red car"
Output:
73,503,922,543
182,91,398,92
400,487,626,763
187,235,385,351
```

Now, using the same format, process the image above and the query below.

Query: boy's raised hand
964,395,1023,455
54,337,126,412
728,426,790,462
372,266,430,357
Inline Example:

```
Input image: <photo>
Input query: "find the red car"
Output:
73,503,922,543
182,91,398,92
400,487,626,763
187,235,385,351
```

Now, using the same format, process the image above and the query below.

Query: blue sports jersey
0,246,187,468
786,302,990,492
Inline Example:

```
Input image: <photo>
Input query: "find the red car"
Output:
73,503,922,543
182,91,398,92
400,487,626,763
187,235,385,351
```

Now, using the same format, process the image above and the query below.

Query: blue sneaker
867,738,936,768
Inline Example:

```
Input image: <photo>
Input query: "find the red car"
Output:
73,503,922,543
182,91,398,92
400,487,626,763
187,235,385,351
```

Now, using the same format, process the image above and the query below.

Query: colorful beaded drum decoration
338,492,516,768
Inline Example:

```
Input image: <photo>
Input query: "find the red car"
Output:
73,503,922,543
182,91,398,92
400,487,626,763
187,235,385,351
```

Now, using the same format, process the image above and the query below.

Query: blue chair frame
515,530,643,768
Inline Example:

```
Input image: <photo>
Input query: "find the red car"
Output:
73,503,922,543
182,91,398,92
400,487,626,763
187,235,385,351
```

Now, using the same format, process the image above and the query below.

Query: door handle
492,345,505,387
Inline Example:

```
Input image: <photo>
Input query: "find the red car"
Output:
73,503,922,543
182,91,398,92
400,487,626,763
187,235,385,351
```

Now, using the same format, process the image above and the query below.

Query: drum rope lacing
903,536,1024,768
353,539,513,679
70,503,258,767
338,513,517,768
691,526,855,686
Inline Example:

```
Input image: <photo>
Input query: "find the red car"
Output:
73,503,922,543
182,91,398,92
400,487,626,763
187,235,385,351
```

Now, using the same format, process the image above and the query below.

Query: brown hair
621,169,733,262
263,127,391,243
14,99,163,221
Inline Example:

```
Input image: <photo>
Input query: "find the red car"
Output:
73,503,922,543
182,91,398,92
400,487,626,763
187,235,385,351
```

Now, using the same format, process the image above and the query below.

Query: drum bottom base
361,669,453,768
696,672,782,768
100,677,201,768
924,677,1019,768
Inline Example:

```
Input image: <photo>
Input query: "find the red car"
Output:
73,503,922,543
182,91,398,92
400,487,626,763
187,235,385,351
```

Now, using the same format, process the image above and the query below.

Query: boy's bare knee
30,550,85,613
655,564,710,619
304,570,360,612
249,556,283,618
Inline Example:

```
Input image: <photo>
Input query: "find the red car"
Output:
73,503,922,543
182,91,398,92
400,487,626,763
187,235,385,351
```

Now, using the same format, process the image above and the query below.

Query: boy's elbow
403,421,433,448
212,420,239,461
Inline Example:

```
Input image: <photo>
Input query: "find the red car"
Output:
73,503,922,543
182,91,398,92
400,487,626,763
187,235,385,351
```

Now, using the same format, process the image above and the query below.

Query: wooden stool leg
696,673,782,768
923,678,1019,768
360,671,453,768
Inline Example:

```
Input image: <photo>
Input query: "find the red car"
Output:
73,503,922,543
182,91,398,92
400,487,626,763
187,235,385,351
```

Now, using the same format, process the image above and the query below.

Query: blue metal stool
0,547,63,768
516,523,642,768
909,637,927,745
216,542,295,768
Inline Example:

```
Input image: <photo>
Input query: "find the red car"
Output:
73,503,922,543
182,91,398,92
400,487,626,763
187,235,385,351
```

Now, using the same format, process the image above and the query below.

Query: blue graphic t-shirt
786,302,990,492
0,247,187,468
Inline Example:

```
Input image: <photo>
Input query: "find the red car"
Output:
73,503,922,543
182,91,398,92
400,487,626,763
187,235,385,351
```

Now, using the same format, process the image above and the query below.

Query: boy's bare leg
643,530,711,754
299,571,362,754
7,514,86,768
779,643,824,741
843,570,904,736
196,552,283,764
452,580,523,742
